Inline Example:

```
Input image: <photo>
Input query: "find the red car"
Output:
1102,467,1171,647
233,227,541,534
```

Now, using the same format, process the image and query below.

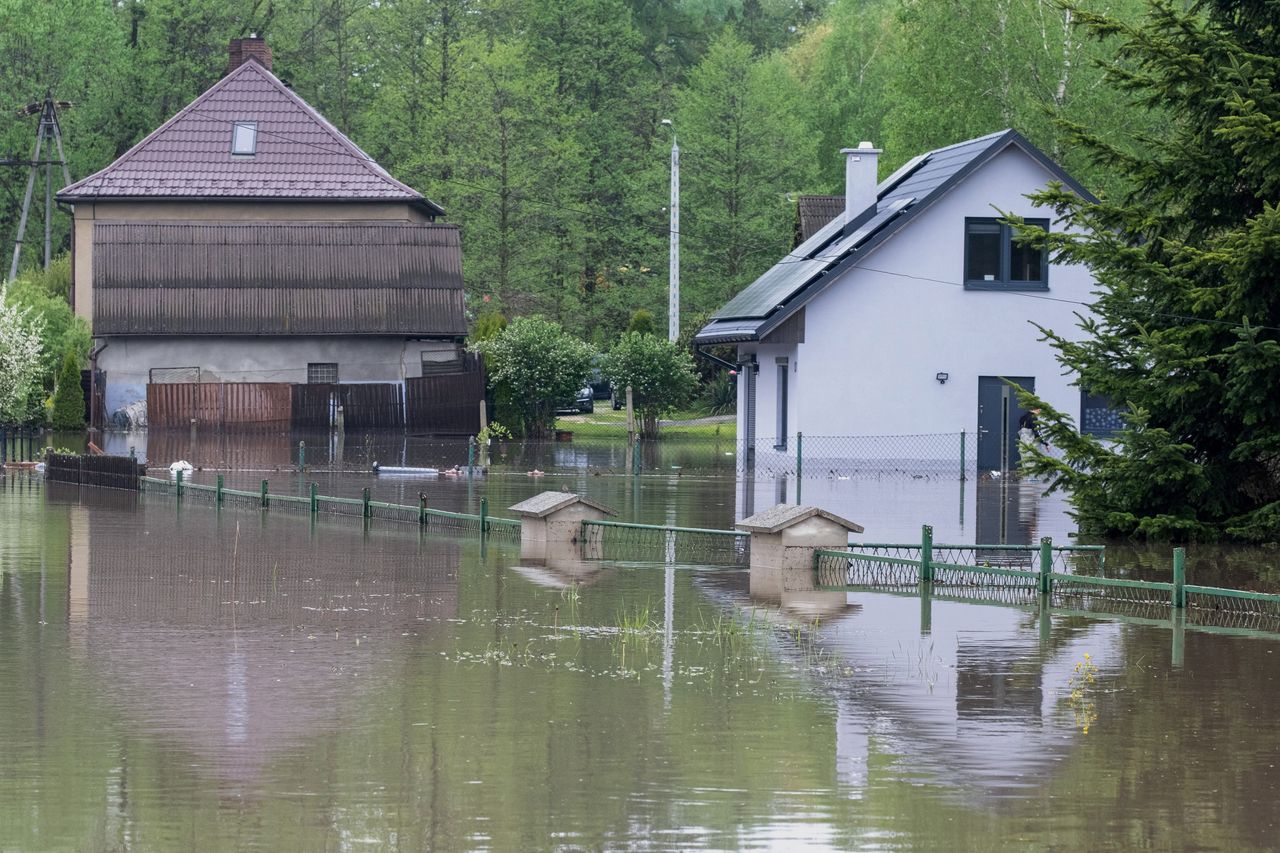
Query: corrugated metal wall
94,221,467,336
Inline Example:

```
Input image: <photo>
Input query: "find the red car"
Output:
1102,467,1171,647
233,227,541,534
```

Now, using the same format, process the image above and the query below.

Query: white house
694,129,1114,476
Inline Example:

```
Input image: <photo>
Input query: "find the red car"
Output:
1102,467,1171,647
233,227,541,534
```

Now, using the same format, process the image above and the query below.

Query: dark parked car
556,386,594,415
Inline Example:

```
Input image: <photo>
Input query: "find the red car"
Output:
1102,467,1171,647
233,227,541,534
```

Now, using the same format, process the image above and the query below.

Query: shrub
601,332,698,438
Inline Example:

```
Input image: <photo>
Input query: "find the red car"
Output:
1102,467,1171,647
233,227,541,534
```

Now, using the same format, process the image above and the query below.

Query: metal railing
814,526,1280,624
1,426,42,463
580,519,748,566
140,473,520,542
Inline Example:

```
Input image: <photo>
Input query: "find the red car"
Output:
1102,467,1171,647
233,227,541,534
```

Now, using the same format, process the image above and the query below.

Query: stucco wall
71,200,427,322
99,336,452,416
739,146,1092,446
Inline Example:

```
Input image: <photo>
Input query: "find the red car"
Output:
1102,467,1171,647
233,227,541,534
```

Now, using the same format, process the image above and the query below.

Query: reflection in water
72,489,460,788
4,474,1280,850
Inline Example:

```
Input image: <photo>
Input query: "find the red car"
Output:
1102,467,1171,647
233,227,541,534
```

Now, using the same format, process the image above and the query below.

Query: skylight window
231,121,258,156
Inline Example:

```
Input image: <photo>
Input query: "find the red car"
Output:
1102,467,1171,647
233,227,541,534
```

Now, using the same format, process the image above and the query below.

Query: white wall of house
739,147,1093,459
99,336,459,416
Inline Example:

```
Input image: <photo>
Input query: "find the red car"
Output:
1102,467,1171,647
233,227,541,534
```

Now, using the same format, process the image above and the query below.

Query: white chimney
841,141,881,224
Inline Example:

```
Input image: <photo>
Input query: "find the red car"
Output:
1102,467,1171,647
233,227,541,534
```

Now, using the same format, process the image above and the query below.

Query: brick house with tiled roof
60,37,479,431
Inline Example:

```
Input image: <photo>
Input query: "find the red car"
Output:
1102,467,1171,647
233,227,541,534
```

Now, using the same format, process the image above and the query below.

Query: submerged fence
581,519,749,567
140,473,521,543
814,525,1280,624
1,426,42,463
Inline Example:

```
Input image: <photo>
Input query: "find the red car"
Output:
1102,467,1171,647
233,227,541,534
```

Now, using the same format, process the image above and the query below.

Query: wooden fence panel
406,361,484,435
293,384,338,428
45,453,145,489
147,382,292,429
340,383,404,429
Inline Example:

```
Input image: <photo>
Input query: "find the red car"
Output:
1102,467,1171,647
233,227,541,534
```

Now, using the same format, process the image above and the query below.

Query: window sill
963,281,1049,292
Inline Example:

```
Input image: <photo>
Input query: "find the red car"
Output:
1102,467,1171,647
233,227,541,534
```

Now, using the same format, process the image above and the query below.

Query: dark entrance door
977,376,1035,472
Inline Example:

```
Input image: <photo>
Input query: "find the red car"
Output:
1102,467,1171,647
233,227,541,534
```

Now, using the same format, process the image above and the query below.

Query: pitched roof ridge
62,63,254,198
60,60,440,211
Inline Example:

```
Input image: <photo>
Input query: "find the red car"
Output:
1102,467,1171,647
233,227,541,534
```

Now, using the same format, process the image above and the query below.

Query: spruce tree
1023,1,1280,541
49,348,84,430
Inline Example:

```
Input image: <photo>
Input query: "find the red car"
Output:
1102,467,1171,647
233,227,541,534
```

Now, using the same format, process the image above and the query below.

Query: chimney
841,141,881,224
227,35,272,74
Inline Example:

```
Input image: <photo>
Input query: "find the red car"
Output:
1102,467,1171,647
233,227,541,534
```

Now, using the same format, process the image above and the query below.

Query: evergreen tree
675,30,815,317
1021,0,1280,541
49,348,84,429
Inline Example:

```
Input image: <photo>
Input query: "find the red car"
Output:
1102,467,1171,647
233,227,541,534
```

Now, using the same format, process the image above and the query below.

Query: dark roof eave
57,191,441,211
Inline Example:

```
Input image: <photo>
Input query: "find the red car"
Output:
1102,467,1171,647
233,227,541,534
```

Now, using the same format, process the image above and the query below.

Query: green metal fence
814,525,1280,624
580,519,748,567
140,474,521,542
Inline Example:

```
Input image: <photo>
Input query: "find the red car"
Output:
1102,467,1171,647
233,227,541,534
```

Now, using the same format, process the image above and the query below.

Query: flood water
4,459,1280,850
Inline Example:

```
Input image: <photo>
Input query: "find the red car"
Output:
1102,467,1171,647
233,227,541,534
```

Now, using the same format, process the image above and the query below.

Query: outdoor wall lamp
936,372,949,385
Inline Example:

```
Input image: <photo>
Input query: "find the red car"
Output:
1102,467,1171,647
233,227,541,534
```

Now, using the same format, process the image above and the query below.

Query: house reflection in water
62,485,460,786
696,569,1123,802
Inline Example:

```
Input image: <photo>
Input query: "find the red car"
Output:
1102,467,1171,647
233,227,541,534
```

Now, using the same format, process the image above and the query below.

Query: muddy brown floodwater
2,458,1279,851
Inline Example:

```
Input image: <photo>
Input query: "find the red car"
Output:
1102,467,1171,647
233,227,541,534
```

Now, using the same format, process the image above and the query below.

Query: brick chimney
840,141,881,224
227,35,272,74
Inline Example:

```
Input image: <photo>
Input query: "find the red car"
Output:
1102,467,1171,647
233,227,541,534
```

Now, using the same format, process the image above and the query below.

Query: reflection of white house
695,130,1115,474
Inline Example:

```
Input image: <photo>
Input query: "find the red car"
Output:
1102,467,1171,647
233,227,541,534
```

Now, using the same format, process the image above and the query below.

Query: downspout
88,341,107,430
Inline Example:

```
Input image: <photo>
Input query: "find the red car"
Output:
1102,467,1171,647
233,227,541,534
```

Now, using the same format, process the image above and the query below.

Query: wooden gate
147,382,293,429
406,356,484,435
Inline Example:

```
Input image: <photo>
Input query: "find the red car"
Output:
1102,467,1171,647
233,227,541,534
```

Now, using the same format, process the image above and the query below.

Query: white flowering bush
0,302,45,423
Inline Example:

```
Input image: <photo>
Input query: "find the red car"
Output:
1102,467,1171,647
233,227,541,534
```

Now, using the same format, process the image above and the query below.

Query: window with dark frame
420,345,464,375
307,362,338,384
1080,391,1124,438
774,357,788,450
964,218,1049,290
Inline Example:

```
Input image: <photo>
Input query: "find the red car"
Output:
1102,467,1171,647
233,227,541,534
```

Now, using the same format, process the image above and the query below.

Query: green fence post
959,430,966,482
418,492,427,527
1173,547,1186,608
467,438,475,479
1039,537,1053,595
298,441,305,472
480,497,488,538
362,487,371,520
310,482,318,516
920,524,933,583
216,473,224,507
175,468,184,499
796,432,803,505
260,479,269,508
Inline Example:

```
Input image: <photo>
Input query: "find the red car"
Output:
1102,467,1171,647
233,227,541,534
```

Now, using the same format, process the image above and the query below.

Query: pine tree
1022,1,1280,541
49,348,84,429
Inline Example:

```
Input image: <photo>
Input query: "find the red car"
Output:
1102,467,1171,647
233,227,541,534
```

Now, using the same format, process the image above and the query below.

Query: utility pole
3,93,73,292
661,119,679,342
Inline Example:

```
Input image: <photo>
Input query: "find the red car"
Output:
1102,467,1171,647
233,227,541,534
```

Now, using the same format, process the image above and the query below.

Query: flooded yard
3,455,1280,850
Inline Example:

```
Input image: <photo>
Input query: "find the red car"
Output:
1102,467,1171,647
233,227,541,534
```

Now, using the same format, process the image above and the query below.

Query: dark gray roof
695,129,1094,345
60,59,444,216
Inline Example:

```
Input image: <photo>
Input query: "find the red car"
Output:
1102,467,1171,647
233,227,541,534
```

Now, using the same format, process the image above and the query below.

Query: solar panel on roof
711,197,914,320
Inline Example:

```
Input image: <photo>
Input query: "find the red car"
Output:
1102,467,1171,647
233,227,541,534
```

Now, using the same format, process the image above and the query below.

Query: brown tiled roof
795,194,843,245
59,59,443,214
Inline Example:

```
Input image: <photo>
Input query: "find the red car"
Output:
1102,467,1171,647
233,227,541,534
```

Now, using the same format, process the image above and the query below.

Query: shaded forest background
0,0,1156,342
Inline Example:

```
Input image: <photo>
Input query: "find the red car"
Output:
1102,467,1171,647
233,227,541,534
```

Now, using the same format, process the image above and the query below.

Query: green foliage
700,371,736,416
0,302,44,424
471,316,595,438
675,30,816,316
471,312,509,343
1018,1,1280,542
4,257,88,387
49,348,84,430
600,331,698,437
626,309,657,335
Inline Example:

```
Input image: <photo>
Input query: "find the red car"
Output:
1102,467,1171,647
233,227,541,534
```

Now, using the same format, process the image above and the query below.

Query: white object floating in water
168,460,193,479
373,462,439,477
